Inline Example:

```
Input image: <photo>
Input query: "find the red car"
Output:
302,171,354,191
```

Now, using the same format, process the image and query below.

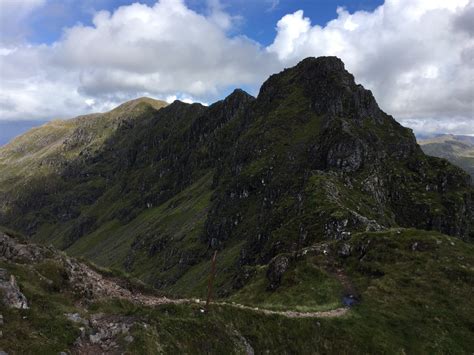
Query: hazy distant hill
419,134,474,181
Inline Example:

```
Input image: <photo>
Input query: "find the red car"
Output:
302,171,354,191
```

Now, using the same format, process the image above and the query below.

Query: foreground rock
0,268,28,309
266,255,290,291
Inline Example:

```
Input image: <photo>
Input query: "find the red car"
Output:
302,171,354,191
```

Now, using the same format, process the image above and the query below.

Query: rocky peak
194,89,254,131
258,56,382,122
216,88,255,115
224,88,255,103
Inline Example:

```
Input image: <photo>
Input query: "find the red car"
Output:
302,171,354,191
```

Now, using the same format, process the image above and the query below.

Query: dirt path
72,260,349,318
214,301,349,318
1,232,350,320
81,265,350,318
62,241,352,319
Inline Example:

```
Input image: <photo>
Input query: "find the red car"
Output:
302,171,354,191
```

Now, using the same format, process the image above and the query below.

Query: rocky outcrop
71,313,140,354
266,255,290,291
0,232,52,262
0,268,28,309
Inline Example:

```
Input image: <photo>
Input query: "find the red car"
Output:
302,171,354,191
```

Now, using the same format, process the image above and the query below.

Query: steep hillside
419,134,474,181
0,57,472,301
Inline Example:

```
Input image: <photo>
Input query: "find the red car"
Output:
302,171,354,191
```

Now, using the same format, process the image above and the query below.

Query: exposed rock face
0,268,28,309
266,255,290,290
0,232,52,263
0,232,140,302
338,243,352,258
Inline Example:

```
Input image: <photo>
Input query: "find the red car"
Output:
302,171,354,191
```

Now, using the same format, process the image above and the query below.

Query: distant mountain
0,57,473,353
419,134,474,181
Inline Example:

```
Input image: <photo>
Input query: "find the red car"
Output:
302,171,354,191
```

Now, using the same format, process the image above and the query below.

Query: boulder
0,268,28,309
338,243,352,258
266,255,290,291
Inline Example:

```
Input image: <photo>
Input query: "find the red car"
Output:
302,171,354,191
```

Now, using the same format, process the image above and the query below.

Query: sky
0,0,473,141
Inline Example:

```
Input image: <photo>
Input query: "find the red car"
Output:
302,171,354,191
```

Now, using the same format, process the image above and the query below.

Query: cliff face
0,57,471,295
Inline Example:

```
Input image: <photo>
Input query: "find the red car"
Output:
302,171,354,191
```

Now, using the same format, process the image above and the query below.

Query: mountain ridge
0,56,471,298
1,56,474,353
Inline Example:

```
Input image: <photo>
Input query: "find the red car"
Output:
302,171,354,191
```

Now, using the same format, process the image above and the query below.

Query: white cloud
0,0,472,136
0,0,276,121
53,0,273,98
206,0,240,31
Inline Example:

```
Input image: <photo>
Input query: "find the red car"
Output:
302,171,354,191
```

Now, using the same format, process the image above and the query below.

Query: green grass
230,258,343,312
1,227,473,353
0,261,80,353
60,172,214,291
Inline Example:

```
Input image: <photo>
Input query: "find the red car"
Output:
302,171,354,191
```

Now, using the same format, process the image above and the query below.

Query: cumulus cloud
0,0,472,136
0,0,276,120
54,0,271,97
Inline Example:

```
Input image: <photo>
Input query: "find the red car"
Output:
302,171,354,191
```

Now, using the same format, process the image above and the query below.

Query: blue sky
26,0,384,46
0,0,472,145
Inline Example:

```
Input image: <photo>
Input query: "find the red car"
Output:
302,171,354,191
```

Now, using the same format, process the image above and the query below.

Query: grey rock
89,333,101,344
0,269,28,309
0,233,50,263
339,243,352,258
266,255,290,291
65,313,87,325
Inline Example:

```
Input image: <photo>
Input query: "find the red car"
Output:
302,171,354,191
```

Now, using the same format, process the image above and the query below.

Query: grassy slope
1,228,473,353
66,172,214,288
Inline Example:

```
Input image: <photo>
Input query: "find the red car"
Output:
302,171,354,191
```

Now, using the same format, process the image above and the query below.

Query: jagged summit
258,56,382,122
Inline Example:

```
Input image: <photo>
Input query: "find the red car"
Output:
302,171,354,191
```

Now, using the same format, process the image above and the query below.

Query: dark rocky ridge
0,56,471,295
205,57,472,265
